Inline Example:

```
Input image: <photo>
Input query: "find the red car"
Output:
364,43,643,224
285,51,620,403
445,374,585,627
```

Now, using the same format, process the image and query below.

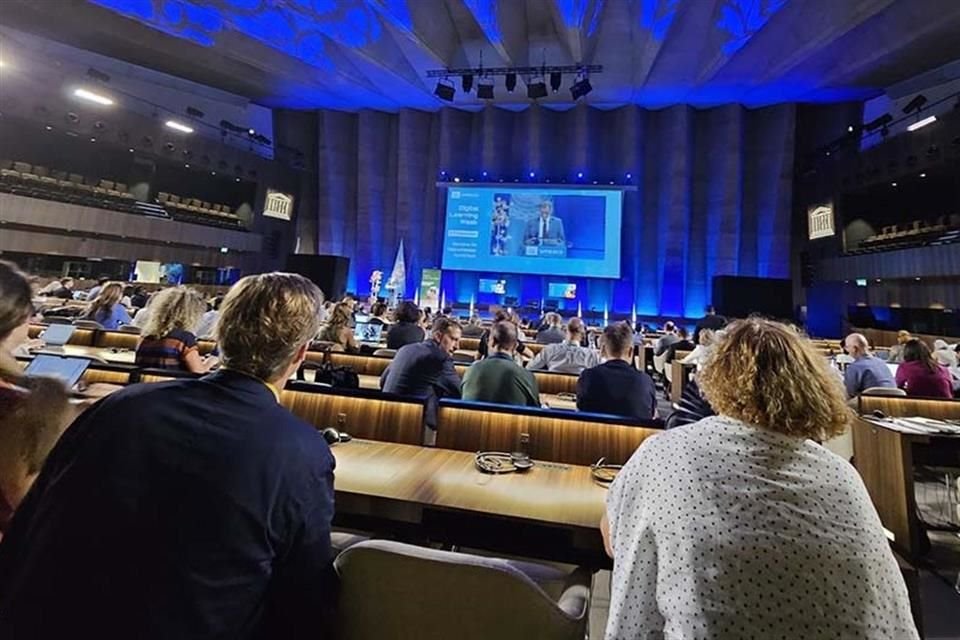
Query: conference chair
861,386,906,397
372,348,396,358
118,325,142,334
335,540,591,640
653,352,667,378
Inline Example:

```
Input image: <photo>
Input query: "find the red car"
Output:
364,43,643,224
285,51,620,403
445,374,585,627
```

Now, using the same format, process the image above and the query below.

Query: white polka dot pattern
604,415,919,640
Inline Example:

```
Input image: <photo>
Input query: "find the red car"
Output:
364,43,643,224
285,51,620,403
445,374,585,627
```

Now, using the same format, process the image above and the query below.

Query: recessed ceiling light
919,173,927,178
907,116,937,132
165,120,194,134
891,182,897,187
73,88,114,106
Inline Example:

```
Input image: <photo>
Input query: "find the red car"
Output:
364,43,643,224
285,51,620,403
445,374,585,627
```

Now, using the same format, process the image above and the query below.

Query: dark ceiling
2,0,960,111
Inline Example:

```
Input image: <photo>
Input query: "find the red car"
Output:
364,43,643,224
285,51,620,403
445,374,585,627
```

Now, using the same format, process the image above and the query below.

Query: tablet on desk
24,354,90,388
39,323,76,347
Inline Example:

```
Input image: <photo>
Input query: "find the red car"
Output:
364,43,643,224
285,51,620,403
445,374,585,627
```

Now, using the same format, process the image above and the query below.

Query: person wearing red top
895,339,954,399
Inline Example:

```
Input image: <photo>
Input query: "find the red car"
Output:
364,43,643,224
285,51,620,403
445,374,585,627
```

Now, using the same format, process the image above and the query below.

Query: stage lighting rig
527,75,547,99
426,63,602,102
462,73,473,93
550,72,562,93
477,76,494,100
506,72,517,93
570,75,592,100
903,94,927,114
434,78,455,101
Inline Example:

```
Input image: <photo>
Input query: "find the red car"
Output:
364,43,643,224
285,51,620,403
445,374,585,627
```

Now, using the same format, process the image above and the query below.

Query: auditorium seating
435,399,662,466
335,540,591,640
849,213,960,255
156,191,244,230
530,370,579,395
81,364,136,385
0,158,142,215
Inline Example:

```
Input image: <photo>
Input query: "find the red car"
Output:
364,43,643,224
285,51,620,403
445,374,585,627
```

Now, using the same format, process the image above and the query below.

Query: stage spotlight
864,113,892,131
903,94,927,114
477,77,494,100
527,76,547,99
570,76,593,100
550,72,562,93
186,106,205,119
577,171,583,179
506,72,517,93
462,73,473,93
907,115,937,132
434,79,455,101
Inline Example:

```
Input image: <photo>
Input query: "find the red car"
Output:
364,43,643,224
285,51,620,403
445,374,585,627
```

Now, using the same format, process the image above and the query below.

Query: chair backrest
281,382,425,444
118,325,142,334
436,399,662,466
858,394,960,420
459,337,482,352
530,370,579,395
137,368,198,384
95,331,139,350
335,540,588,640
372,348,397,358
44,316,75,325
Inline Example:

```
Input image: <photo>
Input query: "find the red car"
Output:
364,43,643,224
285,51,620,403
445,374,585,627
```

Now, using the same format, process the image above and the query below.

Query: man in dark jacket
0,273,336,640
381,316,463,429
693,305,727,344
577,322,657,420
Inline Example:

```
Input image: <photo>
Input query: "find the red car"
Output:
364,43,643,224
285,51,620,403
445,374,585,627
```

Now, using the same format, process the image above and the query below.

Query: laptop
24,354,90,388
354,322,383,344
38,323,77,353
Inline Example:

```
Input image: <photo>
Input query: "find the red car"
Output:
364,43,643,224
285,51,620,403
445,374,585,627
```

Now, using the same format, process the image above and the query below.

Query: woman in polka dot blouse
603,318,919,639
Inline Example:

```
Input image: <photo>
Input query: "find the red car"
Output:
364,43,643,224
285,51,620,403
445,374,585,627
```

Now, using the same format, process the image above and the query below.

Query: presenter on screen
523,199,565,248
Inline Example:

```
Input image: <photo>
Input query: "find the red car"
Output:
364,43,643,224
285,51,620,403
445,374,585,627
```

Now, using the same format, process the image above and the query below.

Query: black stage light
864,113,893,131
434,79,455,101
186,106,205,118
462,73,473,93
527,76,547,99
506,72,517,93
903,94,927,114
477,77,494,100
570,76,592,100
550,72,562,92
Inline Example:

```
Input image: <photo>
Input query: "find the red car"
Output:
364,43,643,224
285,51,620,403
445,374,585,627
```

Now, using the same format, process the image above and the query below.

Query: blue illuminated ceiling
3,0,960,110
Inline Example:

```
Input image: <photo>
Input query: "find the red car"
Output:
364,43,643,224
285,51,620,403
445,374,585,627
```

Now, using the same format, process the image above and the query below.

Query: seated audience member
693,305,726,344
653,321,680,356
665,378,716,429
663,327,695,365
387,300,426,350
129,285,149,309
535,312,565,344
0,273,337,638
135,288,218,373
0,261,72,540
460,314,485,338
577,322,656,420
478,309,528,360
368,301,391,326
86,276,109,301
81,282,131,329
381,317,462,430
317,302,360,353
195,295,223,340
39,276,75,300
602,318,918,639
896,339,953,398
886,330,911,363
932,339,959,370
843,332,896,398
680,328,717,368
462,321,540,407
526,317,599,374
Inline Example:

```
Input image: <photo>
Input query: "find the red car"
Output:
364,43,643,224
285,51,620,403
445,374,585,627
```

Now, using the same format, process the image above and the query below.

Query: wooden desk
359,373,380,390
332,439,609,566
39,345,137,365
542,393,577,411
851,417,960,558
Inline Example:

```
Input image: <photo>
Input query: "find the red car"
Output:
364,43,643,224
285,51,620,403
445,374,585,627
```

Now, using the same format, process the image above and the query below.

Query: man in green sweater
462,321,541,407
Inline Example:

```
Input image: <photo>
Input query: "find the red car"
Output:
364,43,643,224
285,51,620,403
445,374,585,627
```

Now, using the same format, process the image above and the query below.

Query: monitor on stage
440,186,623,278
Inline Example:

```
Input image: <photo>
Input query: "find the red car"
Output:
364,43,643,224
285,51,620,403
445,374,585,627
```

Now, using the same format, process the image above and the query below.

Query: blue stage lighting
529,171,535,178
577,171,583,178
626,172,632,179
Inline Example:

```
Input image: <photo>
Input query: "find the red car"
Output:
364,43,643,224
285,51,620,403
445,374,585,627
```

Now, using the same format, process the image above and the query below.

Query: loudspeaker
285,254,350,301
712,276,793,321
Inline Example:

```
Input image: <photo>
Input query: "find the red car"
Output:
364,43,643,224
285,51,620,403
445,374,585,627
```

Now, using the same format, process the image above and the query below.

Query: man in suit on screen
523,199,566,249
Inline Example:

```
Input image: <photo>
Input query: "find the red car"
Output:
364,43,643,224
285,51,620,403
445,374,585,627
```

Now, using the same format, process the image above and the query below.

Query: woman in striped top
135,288,218,374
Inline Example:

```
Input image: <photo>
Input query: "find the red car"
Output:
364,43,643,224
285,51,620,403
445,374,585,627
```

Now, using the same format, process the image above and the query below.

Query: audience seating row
156,191,244,230
0,158,141,215
849,214,960,255
858,393,960,420
29,324,217,354
67,360,659,465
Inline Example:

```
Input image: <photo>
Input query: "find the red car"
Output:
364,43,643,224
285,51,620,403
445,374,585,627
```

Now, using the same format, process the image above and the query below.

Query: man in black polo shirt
577,322,657,420
0,273,336,639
